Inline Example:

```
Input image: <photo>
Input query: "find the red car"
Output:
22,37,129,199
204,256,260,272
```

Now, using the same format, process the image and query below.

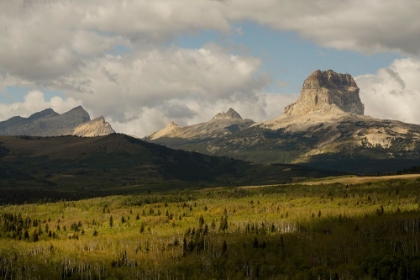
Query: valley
1,177,420,279
1,70,420,279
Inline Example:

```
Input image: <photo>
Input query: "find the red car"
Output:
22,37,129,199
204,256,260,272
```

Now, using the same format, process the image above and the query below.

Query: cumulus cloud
2,0,420,84
1,0,420,137
62,46,271,136
225,0,420,55
356,58,420,124
72,46,267,113
0,91,83,121
109,91,296,137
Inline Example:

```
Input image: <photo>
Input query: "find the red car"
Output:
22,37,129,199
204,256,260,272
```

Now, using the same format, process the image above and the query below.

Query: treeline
1,211,420,279
397,165,420,175
1,179,420,279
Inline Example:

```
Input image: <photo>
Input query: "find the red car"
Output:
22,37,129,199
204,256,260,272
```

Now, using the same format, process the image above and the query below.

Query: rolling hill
0,133,342,204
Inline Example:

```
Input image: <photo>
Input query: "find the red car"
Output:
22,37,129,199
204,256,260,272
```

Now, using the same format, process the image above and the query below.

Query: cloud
0,91,83,121
2,0,419,85
225,0,420,55
166,104,197,119
356,58,420,124
1,0,420,137
2,0,419,82
56,46,270,132
109,91,297,137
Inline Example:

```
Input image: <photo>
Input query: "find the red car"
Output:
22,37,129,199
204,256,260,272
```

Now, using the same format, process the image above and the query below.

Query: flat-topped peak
212,108,242,120
284,70,364,116
304,70,358,90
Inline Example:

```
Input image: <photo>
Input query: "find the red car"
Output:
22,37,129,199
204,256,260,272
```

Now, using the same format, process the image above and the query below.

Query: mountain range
3,69,420,174
0,106,114,137
146,70,420,174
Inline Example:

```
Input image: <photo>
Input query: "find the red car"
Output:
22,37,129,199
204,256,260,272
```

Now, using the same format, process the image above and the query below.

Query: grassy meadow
1,176,420,279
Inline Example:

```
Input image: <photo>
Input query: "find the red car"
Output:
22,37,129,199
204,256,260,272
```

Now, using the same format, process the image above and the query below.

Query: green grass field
1,176,420,279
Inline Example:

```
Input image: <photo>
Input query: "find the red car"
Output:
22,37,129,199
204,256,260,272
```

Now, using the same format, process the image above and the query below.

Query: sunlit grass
1,178,420,278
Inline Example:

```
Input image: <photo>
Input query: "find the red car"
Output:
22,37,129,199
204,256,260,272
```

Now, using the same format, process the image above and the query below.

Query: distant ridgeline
146,70,420,174
0,106,114,137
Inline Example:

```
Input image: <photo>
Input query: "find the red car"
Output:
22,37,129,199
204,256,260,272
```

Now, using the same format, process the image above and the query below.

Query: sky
1,0,420,137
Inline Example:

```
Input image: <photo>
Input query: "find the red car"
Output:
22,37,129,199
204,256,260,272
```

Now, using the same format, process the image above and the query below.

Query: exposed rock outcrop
284,70,364,116
261,70,366,131
146,69,420,174
147,121,181,140
72,116,115,137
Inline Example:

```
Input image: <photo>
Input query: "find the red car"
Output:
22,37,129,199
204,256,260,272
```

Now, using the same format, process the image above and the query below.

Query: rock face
0,106,114,137
72,117,115,137
147,70,420,174
147,121,181,140
146,108,255,140
284,70,364,116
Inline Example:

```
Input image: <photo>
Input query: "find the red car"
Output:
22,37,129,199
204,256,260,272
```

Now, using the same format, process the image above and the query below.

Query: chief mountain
0,106,114,137
146,70,420,174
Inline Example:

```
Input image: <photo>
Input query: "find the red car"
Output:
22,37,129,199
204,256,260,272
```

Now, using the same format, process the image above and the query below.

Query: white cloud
1,0,420,137
62,46,270,136
225,0,420,55
2,0,419,84
109,91,297,137
356,58,420,124
0,91,83,121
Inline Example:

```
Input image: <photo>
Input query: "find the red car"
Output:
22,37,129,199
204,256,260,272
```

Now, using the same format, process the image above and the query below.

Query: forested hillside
1,178,420,279
0,134,340,204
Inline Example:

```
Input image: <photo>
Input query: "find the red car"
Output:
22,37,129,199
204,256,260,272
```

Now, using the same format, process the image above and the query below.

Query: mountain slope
72,116,114,137
0,134,341,204
146,108,255,140
0,106,114,137
147,70,420,174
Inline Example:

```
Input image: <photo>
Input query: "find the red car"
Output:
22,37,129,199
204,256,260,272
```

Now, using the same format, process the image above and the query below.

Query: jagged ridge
0,106,114,137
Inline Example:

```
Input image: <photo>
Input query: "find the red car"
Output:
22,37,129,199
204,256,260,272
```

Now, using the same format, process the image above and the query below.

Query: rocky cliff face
72,117,115,137
0,106,114,137
260,70,366,132
147,70,420,174
284,70,364,116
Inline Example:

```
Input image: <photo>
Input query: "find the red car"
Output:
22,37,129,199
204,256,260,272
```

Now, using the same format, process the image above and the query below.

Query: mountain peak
212,108,243,120
72,116,115,137
68,105,87,113
284,69,364,116
62,106,90,122
28,108,58,120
